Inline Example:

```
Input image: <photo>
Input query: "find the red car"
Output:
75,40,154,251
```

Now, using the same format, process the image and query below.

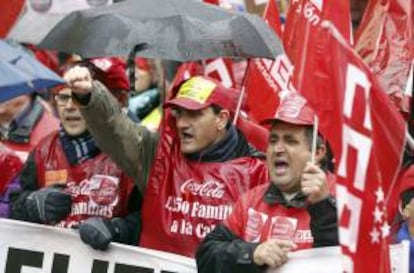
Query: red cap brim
260,116,314,126
163,97,210,111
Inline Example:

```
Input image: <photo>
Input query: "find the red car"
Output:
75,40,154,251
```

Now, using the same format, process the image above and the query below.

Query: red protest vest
34,132,134,228
225,173,337,250
225,184,314,249
140,116,269,257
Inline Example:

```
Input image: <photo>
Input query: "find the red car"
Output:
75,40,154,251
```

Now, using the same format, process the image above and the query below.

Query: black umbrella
37,0,283,61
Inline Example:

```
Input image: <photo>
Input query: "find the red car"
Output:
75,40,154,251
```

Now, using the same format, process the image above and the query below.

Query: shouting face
266,122,312,193
174,106,228,154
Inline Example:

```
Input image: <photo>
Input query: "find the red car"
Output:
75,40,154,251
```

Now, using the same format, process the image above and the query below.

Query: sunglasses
54,93,73,106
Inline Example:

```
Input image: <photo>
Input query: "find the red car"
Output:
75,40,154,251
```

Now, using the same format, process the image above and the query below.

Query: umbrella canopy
37,0,283,61
0,40,64,102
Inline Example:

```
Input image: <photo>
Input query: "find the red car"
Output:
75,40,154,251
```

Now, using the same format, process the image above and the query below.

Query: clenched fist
301,162,329,204
63,66,93,95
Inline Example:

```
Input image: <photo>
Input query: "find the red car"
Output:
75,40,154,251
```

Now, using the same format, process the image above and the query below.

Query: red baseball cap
164,76,238,112
261,92,316,126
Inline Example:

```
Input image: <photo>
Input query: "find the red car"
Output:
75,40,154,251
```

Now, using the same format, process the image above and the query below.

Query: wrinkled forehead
269,121,309,137
57,86,72,95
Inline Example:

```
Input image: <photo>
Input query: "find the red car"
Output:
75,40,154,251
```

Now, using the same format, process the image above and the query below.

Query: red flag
263,0,283,39
283,0,352,65
355,0,414,115
243,55,295,123
0,0,25,37
294,20,406,273
243,0,294,123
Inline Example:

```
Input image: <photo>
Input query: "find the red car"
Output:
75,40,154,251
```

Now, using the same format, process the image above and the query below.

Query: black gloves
25,185,72,223
79,217,129,250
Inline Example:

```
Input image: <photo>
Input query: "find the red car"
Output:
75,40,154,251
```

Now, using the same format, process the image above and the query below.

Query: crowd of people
0,0,413,272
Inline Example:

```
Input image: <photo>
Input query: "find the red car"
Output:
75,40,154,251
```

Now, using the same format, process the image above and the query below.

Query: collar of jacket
263,183,307,208
185,124,239,162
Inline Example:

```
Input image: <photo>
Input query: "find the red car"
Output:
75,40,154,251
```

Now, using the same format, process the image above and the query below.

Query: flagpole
233,59,252,125
311,115,319,163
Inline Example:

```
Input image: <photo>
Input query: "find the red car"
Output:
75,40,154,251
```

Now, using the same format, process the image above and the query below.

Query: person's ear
217,110,230,131
314,143,326,165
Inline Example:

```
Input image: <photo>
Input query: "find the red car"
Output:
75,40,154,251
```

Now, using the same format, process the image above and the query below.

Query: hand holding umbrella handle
64,66,93,95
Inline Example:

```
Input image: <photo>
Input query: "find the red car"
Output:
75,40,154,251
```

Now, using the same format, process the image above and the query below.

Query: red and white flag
242,0,293,123
283,0,352,65
203,58,236,88
355,0,414,115
294,19,406,273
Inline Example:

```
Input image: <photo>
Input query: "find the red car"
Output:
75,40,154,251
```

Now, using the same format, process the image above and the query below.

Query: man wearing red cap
63,67,269,257
10,60,141,251
196,93,338,273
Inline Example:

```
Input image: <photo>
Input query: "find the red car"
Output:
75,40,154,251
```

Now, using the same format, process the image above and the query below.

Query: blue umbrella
0,40,64,102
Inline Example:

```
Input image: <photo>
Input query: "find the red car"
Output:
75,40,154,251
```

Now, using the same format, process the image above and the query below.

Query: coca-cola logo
180,179,225,199
65,175,119,206
90,178,118,206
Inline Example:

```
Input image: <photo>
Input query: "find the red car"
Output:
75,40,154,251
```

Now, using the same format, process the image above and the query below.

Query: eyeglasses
54,94,73,106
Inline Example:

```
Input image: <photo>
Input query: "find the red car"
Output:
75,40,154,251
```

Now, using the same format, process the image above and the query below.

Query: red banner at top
283,0,352,65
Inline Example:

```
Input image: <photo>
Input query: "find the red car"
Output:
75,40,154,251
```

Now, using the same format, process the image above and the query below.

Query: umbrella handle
127,43,149,95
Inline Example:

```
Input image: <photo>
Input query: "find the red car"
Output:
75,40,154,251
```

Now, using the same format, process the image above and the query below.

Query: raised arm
64,66,159,194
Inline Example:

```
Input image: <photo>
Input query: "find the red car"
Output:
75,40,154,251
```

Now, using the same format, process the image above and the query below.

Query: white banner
0,219,408,273
271,242,409,273
0,219,195,273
